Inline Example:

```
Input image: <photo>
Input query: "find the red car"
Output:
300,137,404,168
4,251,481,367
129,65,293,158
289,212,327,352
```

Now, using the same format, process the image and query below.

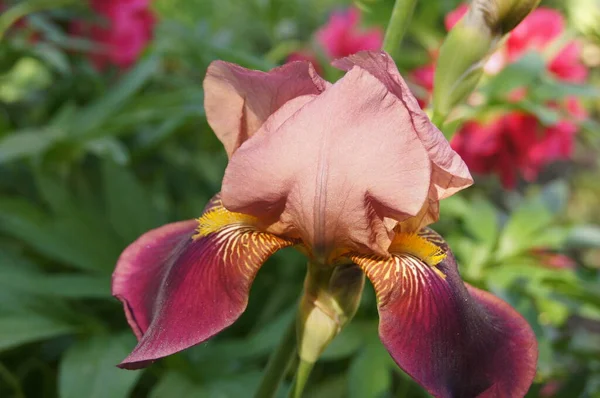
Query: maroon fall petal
350,230,537,398
112,208,293,369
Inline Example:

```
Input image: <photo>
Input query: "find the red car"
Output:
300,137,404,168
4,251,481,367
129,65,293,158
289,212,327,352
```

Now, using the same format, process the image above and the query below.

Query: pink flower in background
411,6,588,102
287,7,382,70
316,8,383,59
532,250,577,270
444,3,468,31
507,8,588,83
412,4,590,188
71,0,155,70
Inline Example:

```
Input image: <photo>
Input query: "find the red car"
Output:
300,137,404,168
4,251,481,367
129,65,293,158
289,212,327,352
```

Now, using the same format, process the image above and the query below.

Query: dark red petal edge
112,199,293,369
350,229,538,398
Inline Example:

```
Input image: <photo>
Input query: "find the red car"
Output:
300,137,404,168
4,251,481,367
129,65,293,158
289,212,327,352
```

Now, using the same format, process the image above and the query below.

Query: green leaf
73,54,160,138
0,198,121,272
348,337,392,398
150,372,206,398
566,225,600,249
0,315,75,352
531,79,600,101
462,196,498,248
0,268,110,298
59,333,142,398
497,195,554,259
0,128,63,163
321,322,364,361
150,371,262,398
483,52,545,98
85,138,130,165
102,160,160,244
516,100,561,125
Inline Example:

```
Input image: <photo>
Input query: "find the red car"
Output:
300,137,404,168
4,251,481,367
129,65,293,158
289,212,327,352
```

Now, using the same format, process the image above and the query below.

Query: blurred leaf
0,267,110,298
306,374,347,398
102,160,160,243
0,128,63,164
59,333,142,398
532,79,600,101
497,195,554,259
540,180,570,214
566,225,600,249
0,57,52,102
0,198,121,272
85,138,130,165
483,52,545,98
150,372,206,397
0,315,75,352
321,322,364,361
462,196,498,248
73,54,161,138
348,337,392,398
528,226,570,250
517,100,561,125
150,370,262,398
196,309,294,361
31,42,71,75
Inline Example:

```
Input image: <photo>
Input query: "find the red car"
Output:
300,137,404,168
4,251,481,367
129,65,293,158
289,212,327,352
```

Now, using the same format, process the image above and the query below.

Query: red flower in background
316,8,383,59
451,99,586,189
288,7,382,70
411,5,589,188
71,0,155,70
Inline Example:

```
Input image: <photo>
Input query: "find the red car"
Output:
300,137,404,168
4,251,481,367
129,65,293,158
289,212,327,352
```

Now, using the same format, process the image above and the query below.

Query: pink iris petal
317,8,383,59
203,60,328,158
221,51,471,258
350,231,537,397
113,204,293,369
333,52,473,225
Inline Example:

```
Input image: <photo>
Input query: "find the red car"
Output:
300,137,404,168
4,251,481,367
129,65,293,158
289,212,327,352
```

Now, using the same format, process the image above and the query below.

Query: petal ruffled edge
349,229,537,397
112,202,294,369
332,51,473,207
203,60,329,157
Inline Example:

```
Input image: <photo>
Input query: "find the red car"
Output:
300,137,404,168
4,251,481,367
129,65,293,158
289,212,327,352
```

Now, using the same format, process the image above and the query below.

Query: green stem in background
287,359,315,398
254,317,297,398
381,0,419,57
0,0,77,41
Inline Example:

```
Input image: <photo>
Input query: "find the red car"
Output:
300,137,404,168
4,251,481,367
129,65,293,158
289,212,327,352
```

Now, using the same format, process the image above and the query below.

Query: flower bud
433,0,540,123
296,262,364,363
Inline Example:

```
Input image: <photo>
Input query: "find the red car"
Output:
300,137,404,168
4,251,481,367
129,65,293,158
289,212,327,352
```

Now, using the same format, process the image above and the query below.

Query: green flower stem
254,316,297,398
382,0,419,57
0,0,77,41
288,359,315,398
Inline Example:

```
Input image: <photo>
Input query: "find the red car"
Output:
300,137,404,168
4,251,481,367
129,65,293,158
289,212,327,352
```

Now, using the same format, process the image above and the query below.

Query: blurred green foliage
0,0,599,397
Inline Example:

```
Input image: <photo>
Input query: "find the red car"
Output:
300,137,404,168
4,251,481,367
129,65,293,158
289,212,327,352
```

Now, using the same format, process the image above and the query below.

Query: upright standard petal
349,230,537,397
222,64,435,258
112,203,294,369
204,60,329,157
333,51,473,230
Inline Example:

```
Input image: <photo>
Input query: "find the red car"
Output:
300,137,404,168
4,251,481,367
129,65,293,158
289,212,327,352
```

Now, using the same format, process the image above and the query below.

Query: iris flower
113,51,537,397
